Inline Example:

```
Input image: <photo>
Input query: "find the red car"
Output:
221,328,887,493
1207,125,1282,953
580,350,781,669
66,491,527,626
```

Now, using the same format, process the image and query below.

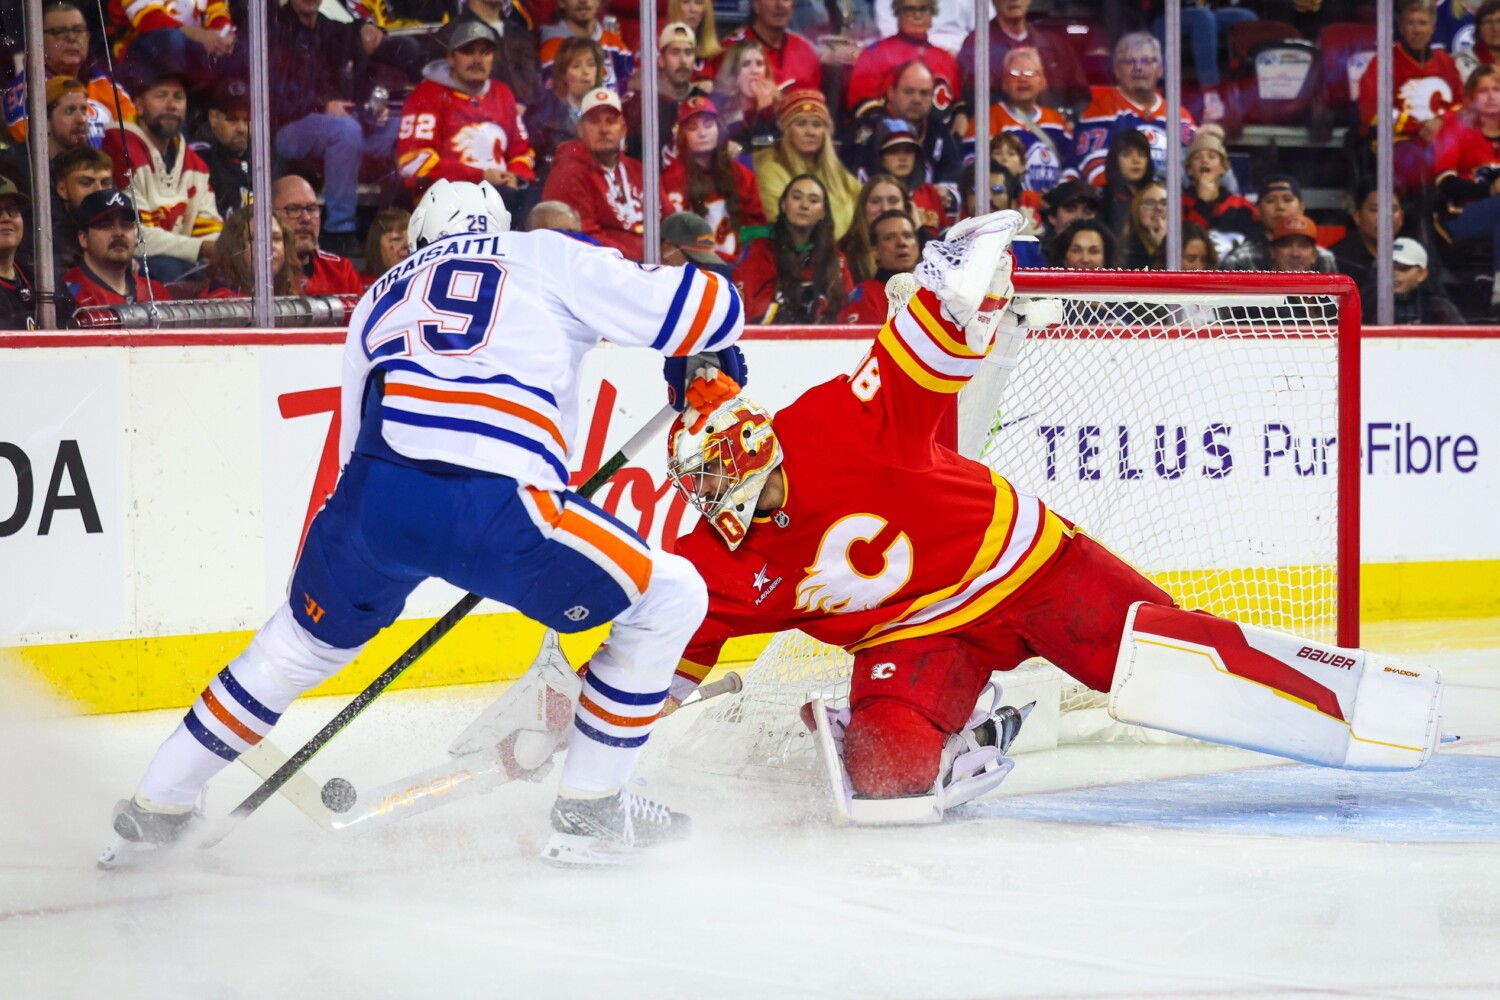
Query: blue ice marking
969,755,1500,842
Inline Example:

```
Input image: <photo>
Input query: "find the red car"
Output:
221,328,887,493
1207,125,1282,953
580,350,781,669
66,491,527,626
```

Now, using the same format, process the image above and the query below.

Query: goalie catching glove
913,209,1023,354
665,347,749,432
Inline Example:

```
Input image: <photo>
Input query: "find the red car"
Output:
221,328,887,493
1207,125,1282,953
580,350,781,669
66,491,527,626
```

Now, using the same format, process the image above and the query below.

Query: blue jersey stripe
703,280,741,351
217,668,281,726
573,715,651,749
583,671,669,707
381,406,570,483
184,708,239,761
377,359,558,407
651,267,696,351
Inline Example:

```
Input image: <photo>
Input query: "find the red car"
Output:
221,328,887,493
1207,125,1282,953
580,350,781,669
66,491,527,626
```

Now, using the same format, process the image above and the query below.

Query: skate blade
97,835,168,872
539,831,635,869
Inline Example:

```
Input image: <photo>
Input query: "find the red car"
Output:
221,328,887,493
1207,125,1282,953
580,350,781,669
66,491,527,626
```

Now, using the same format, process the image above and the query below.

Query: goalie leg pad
1110,604,1442,771
844,700,946,798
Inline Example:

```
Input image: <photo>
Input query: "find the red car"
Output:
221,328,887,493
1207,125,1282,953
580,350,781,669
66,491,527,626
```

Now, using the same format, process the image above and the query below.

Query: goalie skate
541,786,692,867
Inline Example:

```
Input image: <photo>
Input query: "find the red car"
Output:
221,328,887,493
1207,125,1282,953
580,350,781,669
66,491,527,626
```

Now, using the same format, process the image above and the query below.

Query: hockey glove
664,347,749,411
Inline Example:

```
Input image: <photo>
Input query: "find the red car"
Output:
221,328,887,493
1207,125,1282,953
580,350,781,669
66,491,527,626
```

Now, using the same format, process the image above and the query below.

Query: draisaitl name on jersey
372,234,507,298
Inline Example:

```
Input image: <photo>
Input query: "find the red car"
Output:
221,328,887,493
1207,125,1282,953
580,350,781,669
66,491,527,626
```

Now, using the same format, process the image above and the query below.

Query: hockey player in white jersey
101,180,748,867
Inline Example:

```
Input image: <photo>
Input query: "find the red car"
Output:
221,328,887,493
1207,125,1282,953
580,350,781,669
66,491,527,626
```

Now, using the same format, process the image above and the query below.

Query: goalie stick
201,402,680,848
239,671,745,834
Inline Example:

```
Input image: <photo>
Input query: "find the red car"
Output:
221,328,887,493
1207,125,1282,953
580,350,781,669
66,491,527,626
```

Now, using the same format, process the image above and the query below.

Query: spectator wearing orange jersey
3,1,135,148
539,0,634,94
660,96,767,264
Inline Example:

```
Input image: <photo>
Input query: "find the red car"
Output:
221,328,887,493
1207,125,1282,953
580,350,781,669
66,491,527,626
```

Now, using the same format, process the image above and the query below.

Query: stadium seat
1318,22,1378,126
1226,21,1320,127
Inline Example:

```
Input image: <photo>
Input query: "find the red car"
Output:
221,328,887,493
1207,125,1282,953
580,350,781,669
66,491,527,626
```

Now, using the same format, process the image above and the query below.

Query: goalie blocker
1111,603,1443,771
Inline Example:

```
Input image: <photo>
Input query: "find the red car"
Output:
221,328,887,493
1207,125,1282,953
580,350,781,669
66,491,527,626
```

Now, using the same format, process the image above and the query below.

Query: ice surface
2,626,1498,999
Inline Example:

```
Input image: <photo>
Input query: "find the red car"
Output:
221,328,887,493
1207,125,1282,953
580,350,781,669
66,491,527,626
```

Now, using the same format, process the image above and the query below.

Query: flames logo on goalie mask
667,396,783,550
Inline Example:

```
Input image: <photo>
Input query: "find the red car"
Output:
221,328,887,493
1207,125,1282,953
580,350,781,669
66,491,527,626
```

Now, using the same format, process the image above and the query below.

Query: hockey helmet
408,178,511,252
667,395,783,550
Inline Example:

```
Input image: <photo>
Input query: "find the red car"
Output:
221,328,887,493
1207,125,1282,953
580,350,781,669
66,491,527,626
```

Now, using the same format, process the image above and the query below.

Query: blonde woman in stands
839,173,914,285
203,211,297,299
669,0,721,77
752,89,862,238
713,38,782,149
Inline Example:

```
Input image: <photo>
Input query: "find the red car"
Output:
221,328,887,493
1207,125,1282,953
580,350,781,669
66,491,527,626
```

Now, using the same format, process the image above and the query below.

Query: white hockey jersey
341,230,744,490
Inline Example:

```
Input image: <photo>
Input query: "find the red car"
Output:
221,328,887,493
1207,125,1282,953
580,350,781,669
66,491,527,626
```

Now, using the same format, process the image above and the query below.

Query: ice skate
97,795,203,870
541,785,691,867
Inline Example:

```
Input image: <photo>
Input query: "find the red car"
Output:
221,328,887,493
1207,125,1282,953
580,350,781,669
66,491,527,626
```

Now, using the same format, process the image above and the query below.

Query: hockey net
671,271,1359,781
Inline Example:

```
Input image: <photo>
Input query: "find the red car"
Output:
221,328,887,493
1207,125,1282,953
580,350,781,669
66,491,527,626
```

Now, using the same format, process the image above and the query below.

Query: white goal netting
672,272,1356,782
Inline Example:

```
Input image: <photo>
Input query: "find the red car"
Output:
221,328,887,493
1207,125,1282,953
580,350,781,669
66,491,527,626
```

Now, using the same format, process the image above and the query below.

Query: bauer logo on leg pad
870,663,896,680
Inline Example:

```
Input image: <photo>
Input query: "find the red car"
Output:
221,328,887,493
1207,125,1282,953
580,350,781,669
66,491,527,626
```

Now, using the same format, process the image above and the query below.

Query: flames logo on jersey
795,514,913,615
1397,77,1456,123
453,122,511,169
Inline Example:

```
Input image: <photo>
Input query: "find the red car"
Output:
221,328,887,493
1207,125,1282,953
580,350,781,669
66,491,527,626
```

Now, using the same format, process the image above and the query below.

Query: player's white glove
914,210,1023,353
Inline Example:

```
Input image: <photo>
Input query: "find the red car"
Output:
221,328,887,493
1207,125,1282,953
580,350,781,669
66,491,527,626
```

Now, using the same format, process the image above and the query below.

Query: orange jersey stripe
200,687,262,745
385,382,567,450
525,486,563,525
673,272,721,357
578,692,658,728
558,509,653,595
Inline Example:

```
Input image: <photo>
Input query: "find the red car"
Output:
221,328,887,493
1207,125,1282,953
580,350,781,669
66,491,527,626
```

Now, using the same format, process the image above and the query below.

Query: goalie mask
667,396,783,550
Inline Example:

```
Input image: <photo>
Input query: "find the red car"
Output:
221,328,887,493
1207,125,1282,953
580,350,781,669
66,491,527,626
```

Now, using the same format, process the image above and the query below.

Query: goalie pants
136,453,706,807
844,533,1173,795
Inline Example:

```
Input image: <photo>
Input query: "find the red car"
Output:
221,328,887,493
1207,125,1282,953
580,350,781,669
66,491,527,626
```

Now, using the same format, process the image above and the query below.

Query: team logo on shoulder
564,605,590,622
870,663,896,680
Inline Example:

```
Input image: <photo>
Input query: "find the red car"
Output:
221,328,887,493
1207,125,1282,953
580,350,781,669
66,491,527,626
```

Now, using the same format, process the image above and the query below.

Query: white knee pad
228,603,365,713
597,551,708,685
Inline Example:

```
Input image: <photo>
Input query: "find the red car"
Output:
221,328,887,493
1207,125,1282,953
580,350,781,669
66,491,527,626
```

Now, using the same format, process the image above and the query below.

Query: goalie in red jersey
663,211,1447,825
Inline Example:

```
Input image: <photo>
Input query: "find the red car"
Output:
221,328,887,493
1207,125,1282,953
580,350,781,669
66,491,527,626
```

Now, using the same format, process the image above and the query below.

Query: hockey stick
240,671,745,834
202,402,679,847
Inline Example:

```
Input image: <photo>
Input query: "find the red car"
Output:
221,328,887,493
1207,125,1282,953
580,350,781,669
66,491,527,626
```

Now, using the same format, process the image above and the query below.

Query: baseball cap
0,176,30,207
676,94,718,126
658,21,696,48
1258,173,1303,201
208,77,250,115
1269,213,1318,243
45,76,86,110
445,18,499,51
1392,236,1429,269
661,211,721,266
580,88,622,117
876,118,922,152
76,188,135,228
1041,179,1101,212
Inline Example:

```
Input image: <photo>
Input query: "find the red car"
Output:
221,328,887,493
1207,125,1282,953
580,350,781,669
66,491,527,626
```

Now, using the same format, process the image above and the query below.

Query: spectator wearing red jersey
1359,0,1463,196
661,96,767,263
271,175,364,296
716,0,822,95
958,0,1090,116
733,173,852,324
202,209,298,298
63,190,173,308
109,0,244,91
1077,32,1197,189
848,1,963,124
449,0,543,108
398,20,535,215
842,211,919,324
271,0,394,256
541,88,647,260
540,0,634,94
1181,124,1258,244
875,0,975,53
101,61,222,281
3,2,136,148
712,39,783,148
1434,64,1500,303
873,119,950,233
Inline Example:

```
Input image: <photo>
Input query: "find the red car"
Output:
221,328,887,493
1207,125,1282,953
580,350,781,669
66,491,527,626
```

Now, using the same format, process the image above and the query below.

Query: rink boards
1,329,1497,714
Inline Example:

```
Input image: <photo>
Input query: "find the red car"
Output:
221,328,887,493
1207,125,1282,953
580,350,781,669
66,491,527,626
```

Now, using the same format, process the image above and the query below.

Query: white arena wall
1,327,1496,714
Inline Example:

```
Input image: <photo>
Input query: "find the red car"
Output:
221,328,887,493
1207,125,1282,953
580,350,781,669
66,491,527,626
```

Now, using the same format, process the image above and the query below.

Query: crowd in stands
2,0,1497,329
